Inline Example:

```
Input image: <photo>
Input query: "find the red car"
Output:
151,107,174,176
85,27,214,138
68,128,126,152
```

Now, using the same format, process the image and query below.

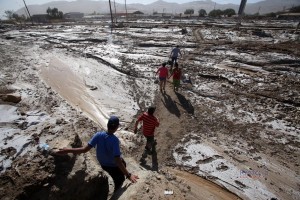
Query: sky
0,0,264,19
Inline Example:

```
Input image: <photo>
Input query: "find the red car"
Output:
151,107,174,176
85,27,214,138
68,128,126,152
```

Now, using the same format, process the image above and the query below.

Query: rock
90,86,98,91
56,118,63,125
0,94,21,103
71,134,83,148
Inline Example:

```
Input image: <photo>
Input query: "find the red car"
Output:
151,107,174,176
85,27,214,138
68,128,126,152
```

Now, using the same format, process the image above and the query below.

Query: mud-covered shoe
139,157,146,164
153,140,157,146
142,150,148,158
147,149,153,155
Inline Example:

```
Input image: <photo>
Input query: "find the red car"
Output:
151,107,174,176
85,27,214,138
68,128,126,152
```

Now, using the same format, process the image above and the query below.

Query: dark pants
145,135,155,150
171,56,178,65
101,165,125,191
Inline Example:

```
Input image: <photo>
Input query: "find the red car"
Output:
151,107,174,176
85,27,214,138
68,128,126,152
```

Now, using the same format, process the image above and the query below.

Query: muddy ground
0,19,299,200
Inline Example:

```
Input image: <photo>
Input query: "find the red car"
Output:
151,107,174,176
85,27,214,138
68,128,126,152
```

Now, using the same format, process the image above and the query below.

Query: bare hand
56,148,68,155
129,174,139,183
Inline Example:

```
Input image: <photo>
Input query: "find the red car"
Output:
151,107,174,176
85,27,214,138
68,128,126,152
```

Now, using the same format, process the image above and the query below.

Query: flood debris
0,17,299,200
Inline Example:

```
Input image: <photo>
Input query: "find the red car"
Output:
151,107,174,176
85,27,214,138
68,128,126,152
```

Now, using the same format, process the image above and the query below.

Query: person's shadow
175,92,194,115
109,183,131,200
52,154,109,200
161,92,181,117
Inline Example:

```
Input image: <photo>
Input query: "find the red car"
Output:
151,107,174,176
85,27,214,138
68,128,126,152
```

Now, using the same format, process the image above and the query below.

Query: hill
15,0,300,16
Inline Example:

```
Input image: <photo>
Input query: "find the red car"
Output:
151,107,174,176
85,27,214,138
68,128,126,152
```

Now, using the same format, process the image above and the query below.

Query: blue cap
107,116,120,129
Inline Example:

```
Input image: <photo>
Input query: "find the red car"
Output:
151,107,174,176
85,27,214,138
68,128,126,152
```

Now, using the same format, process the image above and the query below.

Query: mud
0,18,299,200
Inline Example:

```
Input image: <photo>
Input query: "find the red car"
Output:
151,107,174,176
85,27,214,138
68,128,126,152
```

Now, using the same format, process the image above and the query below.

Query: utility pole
22,0,33,25
113,0,117,23
238,0,247,16
125,0,128,21
109,0,114,33
237,0,247,28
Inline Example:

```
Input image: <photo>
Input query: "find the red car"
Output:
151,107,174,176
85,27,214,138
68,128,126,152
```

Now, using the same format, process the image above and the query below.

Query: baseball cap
107,116,120,129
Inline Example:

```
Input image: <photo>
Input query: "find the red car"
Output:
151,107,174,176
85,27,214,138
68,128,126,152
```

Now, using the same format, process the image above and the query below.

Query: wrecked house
64,12,84,19
32,14,49,23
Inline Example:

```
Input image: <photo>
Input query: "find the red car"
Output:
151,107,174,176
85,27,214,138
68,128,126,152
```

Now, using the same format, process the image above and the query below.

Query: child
168,62,182,92
155,62,168,92
134,106,160,163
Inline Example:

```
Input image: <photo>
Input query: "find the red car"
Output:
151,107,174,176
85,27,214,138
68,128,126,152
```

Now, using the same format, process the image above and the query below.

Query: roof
278,13,300,16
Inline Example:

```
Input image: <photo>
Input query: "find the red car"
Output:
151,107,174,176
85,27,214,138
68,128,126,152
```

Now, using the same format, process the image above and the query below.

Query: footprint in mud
0,147,17,157
196,155,224,164
174,146,186,155
182,155,192,161
216,162,229,171
234,180,248,189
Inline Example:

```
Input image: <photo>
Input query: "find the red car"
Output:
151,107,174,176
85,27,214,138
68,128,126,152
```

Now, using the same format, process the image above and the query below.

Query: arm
170,48,174,57
133,120,140,134
56,145,92,155
156,117,160,127
168,70,174,79
155,68,160,75
115,157,138,183
134,115,143,134
189,76,193,85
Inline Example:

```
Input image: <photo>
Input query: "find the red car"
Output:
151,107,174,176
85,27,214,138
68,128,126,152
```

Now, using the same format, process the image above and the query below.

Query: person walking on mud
155,62,169,92
169,45,182,71
56,116,139,192
134,106,160,164
168,62,182,92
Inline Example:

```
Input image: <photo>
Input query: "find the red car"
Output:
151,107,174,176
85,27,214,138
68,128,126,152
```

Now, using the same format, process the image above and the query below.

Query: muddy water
169,168,241,200
40,57,108,128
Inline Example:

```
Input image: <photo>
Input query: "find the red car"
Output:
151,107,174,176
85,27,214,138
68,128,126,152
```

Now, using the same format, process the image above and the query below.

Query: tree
4,10,27,22
198,9,207,17
223,8,236,17
290,5,300,13
46,7,63,19
12,13,20,20
208,9,223,17
52,8,59,18
46,7,51,16
20,14,27,21
4,10,14,19
184,9,194,16
58,11,63,19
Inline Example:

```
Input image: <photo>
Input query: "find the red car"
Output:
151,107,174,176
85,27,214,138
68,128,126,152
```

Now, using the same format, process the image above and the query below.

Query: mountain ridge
16,0,300,16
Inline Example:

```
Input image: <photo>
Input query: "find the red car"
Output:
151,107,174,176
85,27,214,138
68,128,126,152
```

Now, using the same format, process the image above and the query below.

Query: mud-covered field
0,18,299,200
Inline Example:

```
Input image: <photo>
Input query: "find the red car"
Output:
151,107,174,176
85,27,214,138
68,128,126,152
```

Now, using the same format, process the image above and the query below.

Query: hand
55,148,68,155
129,174,139,183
